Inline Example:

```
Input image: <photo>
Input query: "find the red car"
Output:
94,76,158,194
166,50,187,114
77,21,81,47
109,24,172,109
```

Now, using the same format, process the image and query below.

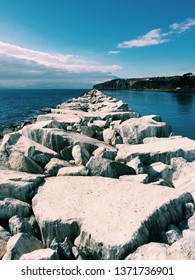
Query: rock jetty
0,89,195,260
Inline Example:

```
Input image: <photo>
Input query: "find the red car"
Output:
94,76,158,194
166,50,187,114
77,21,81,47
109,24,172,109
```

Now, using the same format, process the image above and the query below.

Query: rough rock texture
86,156,135,178
22,125,116,155
173,162,195,200
161,225,182,245
20,248,59,260
50,237,75,260
72,144,90,166
44,158,72,176
116,137,195,165
0,198,31,221
118,115,172,144
126,156,145,174
8,215,40,238
9,151,44,174
57,166,88,176
0,132,59,168
0,226,11,259
0,170,44,202
125,242,169,260
3,233,44,260
146,162,173,183
32,176,193,260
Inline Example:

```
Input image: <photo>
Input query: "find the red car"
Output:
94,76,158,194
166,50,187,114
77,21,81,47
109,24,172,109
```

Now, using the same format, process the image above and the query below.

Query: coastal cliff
0,89,195,260
93,73,195,92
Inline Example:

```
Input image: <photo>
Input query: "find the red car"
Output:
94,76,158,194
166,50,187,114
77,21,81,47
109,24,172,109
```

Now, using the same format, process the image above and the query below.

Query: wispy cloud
170,18,195,33
108,50,121,55
0,41,122,88
118,29,169,48
0,41,122,73
118,17,195,49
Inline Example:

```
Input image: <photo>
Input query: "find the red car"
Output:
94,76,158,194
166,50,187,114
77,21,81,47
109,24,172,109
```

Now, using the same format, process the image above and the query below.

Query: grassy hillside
93,73,195,92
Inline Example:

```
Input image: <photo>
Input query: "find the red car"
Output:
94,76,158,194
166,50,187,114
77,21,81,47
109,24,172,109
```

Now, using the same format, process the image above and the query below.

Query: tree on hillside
173,73,194,88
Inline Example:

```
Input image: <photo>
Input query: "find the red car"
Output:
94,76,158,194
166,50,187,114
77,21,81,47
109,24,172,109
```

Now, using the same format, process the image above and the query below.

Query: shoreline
0,89,195,260
95,88,195,93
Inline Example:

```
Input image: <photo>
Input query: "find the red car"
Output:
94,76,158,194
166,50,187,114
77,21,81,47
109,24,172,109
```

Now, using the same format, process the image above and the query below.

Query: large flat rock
32,176,193,260
116,137,195,165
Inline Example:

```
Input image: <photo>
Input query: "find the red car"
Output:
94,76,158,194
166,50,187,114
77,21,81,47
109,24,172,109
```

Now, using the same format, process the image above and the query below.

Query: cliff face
93,73,195,92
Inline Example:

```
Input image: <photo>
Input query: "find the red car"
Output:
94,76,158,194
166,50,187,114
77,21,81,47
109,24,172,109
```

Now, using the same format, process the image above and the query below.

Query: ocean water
0,89,88,131
0,88,194,140
104,90,195,140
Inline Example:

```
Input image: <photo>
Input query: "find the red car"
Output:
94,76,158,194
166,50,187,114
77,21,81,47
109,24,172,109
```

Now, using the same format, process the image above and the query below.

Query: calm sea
0,89,88,132
104,90,195,140
0,89,194,140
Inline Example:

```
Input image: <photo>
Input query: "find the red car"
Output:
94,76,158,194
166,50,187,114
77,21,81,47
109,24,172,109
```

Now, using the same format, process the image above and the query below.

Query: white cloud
118,17,195,49
108,50,121,55
0,41,122,88
118,29,169,48
0,41,122,73
170,18,195,33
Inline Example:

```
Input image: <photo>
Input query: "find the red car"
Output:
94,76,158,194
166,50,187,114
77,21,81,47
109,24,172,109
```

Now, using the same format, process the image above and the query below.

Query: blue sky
0,0,194,88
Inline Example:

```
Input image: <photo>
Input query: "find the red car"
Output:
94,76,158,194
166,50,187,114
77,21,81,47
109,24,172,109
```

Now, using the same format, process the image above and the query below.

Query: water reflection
170,92,194,114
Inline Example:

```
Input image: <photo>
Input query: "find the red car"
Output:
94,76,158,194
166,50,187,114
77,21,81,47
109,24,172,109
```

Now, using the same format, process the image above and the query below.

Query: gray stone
93,147,117,160
3,233,44,260
98,111,139,122
146,162,173,183
80,126,95,137
103,128,116,145
148,178,175,188
45,158,72,176
13,135,60,167
60,145,74,161
187,212,195,232
173,163,195,200
86,156,135,178
161,225,182,245
9,151,44,174
20,248,59,260
50,237,75,260
126,236,195,260
72,144,90,166
171,157,189,180
93,120,108,128
0,198,31,221
168,235,195,259
0,170,44,202
57,166,88,176
32,176,193,259
0,226,11,259
126,156,145,174
72,246,88,260
184,202,194,220
0,129,71,168
9,215,40,238
118,115,172,144
125,242,169,260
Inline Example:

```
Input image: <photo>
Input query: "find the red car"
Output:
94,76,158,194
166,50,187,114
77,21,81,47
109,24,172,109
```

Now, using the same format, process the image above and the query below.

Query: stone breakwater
0,89,195,260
